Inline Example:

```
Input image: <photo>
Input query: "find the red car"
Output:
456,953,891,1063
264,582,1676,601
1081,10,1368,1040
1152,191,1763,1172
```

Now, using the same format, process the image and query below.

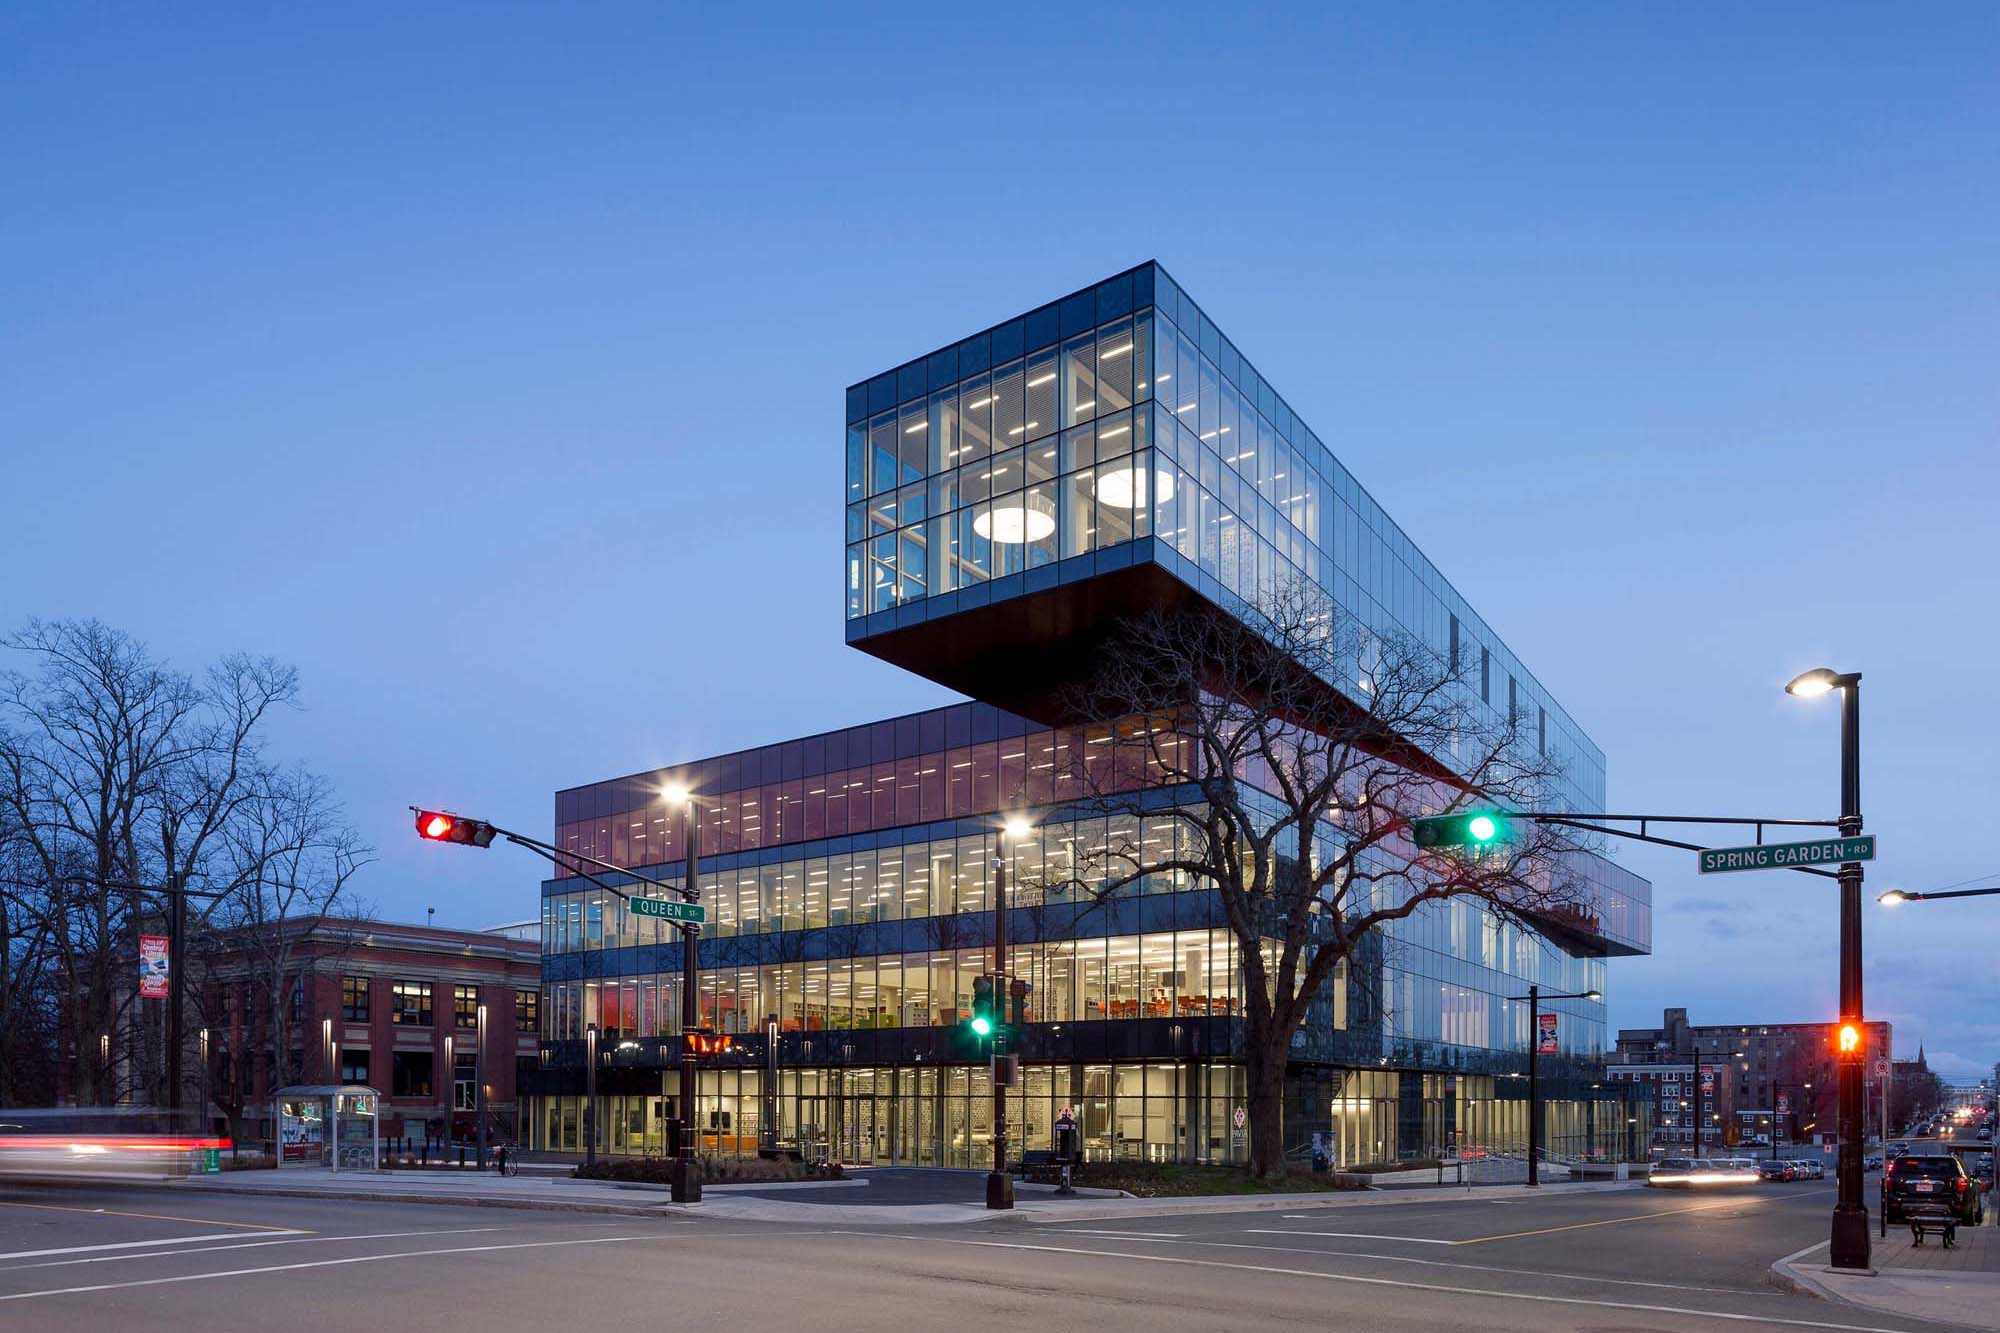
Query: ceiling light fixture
1097,465,1174,509
973,494,1056,545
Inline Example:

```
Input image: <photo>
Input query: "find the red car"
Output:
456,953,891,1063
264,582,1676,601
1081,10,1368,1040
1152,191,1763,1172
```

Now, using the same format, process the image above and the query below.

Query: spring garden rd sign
1696,835,1876,875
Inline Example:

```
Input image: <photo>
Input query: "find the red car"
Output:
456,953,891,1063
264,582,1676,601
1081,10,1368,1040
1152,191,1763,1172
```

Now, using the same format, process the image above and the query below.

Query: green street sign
630,896,705,924
1697,835,1875,875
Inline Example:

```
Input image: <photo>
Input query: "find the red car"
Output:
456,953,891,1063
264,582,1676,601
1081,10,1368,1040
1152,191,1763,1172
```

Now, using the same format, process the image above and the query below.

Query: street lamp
661,782,704,1204
987,812,1034,1211
1503,984,1601,1185
1786,665,1869,1270
1879,886,2000,905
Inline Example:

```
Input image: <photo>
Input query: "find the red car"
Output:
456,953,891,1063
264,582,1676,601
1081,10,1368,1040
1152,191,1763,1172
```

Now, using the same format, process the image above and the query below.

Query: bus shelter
273,1085,380,1171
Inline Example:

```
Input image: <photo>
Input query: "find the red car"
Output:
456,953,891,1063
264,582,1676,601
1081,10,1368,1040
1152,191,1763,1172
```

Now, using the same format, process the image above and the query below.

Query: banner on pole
1536,1012,1559,1055
139,934,169,1000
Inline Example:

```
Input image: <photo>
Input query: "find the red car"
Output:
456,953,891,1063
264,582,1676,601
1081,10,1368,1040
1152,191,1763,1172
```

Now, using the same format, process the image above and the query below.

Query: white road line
1244,1229,1457,1245
0,1234,655,1303
1042,1232,1775,1298
0,1226,510,1273
901,1235,1923,1333
1049,1230,1186,1238
0,1232,306,1262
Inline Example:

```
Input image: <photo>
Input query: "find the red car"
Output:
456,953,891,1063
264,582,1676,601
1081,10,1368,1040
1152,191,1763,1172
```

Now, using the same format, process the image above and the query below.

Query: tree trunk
1245,1037,1288,1178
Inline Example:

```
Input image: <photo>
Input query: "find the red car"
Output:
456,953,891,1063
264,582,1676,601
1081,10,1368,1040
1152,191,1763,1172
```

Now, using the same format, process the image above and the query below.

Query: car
1863,1154,1883,1171
1883,1153,1982,1224
1887,1141,1910,1156
1789,1158,1825,1180
1757,1160,1796,1182
1980,1128,1992,1142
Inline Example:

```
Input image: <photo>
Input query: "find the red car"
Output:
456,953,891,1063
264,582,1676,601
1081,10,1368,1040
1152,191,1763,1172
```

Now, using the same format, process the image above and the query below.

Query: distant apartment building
1610,1007,1889,1148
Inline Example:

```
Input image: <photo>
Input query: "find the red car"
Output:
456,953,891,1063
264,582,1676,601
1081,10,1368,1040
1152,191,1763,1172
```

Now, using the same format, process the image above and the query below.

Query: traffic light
1409,810,1510,849
1837,1022,1862,1062
414,809,497,848
969,974,996,1039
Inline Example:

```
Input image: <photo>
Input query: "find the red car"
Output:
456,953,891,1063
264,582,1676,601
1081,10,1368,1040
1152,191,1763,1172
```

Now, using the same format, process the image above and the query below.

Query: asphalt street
0,1178,1972,1332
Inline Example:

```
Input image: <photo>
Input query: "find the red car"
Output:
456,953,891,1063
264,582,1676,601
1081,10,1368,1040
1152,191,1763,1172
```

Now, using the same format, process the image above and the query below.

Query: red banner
138,934,169,1000
1536,1012,1558,1055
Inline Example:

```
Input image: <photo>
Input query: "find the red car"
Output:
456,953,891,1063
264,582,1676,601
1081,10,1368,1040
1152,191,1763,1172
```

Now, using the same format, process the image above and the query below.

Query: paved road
0,1179,1971,1331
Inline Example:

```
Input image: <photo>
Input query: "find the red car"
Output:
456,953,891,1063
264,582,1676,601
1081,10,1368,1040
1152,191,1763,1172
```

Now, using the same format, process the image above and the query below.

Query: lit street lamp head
1002,813,1032,841
1583,989,1603,1002
1877,889,1908,906
1785,667,1858,698
661,782,690,806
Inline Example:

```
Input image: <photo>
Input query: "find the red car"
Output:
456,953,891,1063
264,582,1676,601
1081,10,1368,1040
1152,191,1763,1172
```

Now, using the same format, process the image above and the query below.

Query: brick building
1610,1007,1890,1148
205,917,539,1150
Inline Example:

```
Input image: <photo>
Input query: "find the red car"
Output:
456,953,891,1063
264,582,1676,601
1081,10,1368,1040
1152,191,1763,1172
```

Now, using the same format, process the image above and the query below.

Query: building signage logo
139,934,169,1000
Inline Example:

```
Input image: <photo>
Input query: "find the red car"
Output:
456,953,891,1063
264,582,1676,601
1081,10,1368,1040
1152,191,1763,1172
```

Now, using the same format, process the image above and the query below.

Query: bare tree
0,618,363,1123
200,766,371,1148
1060,580,1591,1177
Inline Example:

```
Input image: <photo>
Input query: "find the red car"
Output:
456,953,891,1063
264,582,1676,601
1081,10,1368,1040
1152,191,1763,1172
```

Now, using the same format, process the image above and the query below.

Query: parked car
1757,1160,1796,1182
1883,1153,1982,1224
1863,1154,1882,1171
1789,1158,1825,1180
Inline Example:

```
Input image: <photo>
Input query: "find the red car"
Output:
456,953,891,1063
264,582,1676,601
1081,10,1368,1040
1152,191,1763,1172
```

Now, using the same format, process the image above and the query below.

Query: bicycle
494,1143,520,1177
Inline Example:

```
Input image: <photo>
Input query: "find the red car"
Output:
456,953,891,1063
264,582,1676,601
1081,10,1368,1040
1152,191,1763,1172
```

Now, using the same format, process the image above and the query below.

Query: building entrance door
796,1095,830,1162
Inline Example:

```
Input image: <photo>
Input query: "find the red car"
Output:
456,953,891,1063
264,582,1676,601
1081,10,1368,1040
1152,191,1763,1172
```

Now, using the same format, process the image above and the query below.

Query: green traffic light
970,1015,993,1037
1468,814,1498,842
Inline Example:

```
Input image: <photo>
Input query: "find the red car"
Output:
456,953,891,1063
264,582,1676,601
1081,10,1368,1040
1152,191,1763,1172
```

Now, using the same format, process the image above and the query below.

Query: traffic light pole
987,848,1013,1210
675,804,702,1205
1830,679,1870,1270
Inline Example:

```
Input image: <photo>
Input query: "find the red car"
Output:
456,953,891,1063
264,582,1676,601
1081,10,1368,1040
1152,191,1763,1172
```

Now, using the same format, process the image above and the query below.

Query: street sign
1778,1093,1792,1116
1537,1012,1559,1055
631,896,706,924
1696,835,1875,875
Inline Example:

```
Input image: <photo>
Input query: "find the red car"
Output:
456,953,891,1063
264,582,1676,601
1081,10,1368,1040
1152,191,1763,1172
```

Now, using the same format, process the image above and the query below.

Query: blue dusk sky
4,5,1995,1075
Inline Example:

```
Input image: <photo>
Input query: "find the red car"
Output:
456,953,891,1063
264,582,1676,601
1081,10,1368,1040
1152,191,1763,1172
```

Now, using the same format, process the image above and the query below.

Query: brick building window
391,1050,433,1098
454,984,479,1028
516,989,540,1034
340,1049,371,1085
392,980,432,1026
342,975,369,1023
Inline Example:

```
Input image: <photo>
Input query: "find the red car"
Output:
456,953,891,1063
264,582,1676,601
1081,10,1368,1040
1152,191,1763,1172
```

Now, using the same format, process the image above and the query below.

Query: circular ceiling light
1095,465,1174,509
974,495,1056,544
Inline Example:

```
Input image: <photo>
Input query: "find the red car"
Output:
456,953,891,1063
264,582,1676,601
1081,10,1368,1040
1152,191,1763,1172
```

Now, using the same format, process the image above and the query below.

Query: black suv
1883,1154,1982,1224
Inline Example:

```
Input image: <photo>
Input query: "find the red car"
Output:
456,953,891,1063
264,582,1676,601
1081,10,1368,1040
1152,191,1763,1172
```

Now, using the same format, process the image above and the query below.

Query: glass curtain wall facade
524,264,1653,1167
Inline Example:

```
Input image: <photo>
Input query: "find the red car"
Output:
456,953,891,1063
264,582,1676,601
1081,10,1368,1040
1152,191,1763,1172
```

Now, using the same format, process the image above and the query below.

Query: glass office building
524,264,1651,1168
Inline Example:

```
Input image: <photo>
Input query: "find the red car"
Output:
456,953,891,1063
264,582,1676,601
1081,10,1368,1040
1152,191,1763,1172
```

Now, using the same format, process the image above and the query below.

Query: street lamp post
198,1028,210,1138
664,784,704,1205
1505,984,1601,1186
1771,1081,1813,1160
1787,667,1868,1270
986,815,1031,1211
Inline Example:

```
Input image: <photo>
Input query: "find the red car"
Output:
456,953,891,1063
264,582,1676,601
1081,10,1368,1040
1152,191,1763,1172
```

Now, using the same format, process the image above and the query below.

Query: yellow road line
1454,1200,1757,1245
0,1199,305,1233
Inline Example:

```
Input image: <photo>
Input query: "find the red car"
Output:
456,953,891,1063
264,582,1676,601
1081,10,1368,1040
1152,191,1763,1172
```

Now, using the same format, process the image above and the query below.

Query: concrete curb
992,1179,1643,1225
177,1181,686,1219
1766,1241,1837,1300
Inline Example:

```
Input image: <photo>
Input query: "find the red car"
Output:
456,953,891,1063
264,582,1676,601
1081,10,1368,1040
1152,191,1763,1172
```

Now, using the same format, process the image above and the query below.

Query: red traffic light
413,809,497,848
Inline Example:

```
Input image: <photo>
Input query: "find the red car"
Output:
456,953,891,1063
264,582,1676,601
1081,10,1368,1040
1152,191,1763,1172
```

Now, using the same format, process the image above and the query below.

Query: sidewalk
163,1165,1641,1226
1771,1218,2000,1331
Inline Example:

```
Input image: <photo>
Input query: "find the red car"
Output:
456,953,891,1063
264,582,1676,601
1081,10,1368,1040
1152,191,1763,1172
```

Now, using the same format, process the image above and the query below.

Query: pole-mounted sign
1697,835,1875,875
632,897,706,924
